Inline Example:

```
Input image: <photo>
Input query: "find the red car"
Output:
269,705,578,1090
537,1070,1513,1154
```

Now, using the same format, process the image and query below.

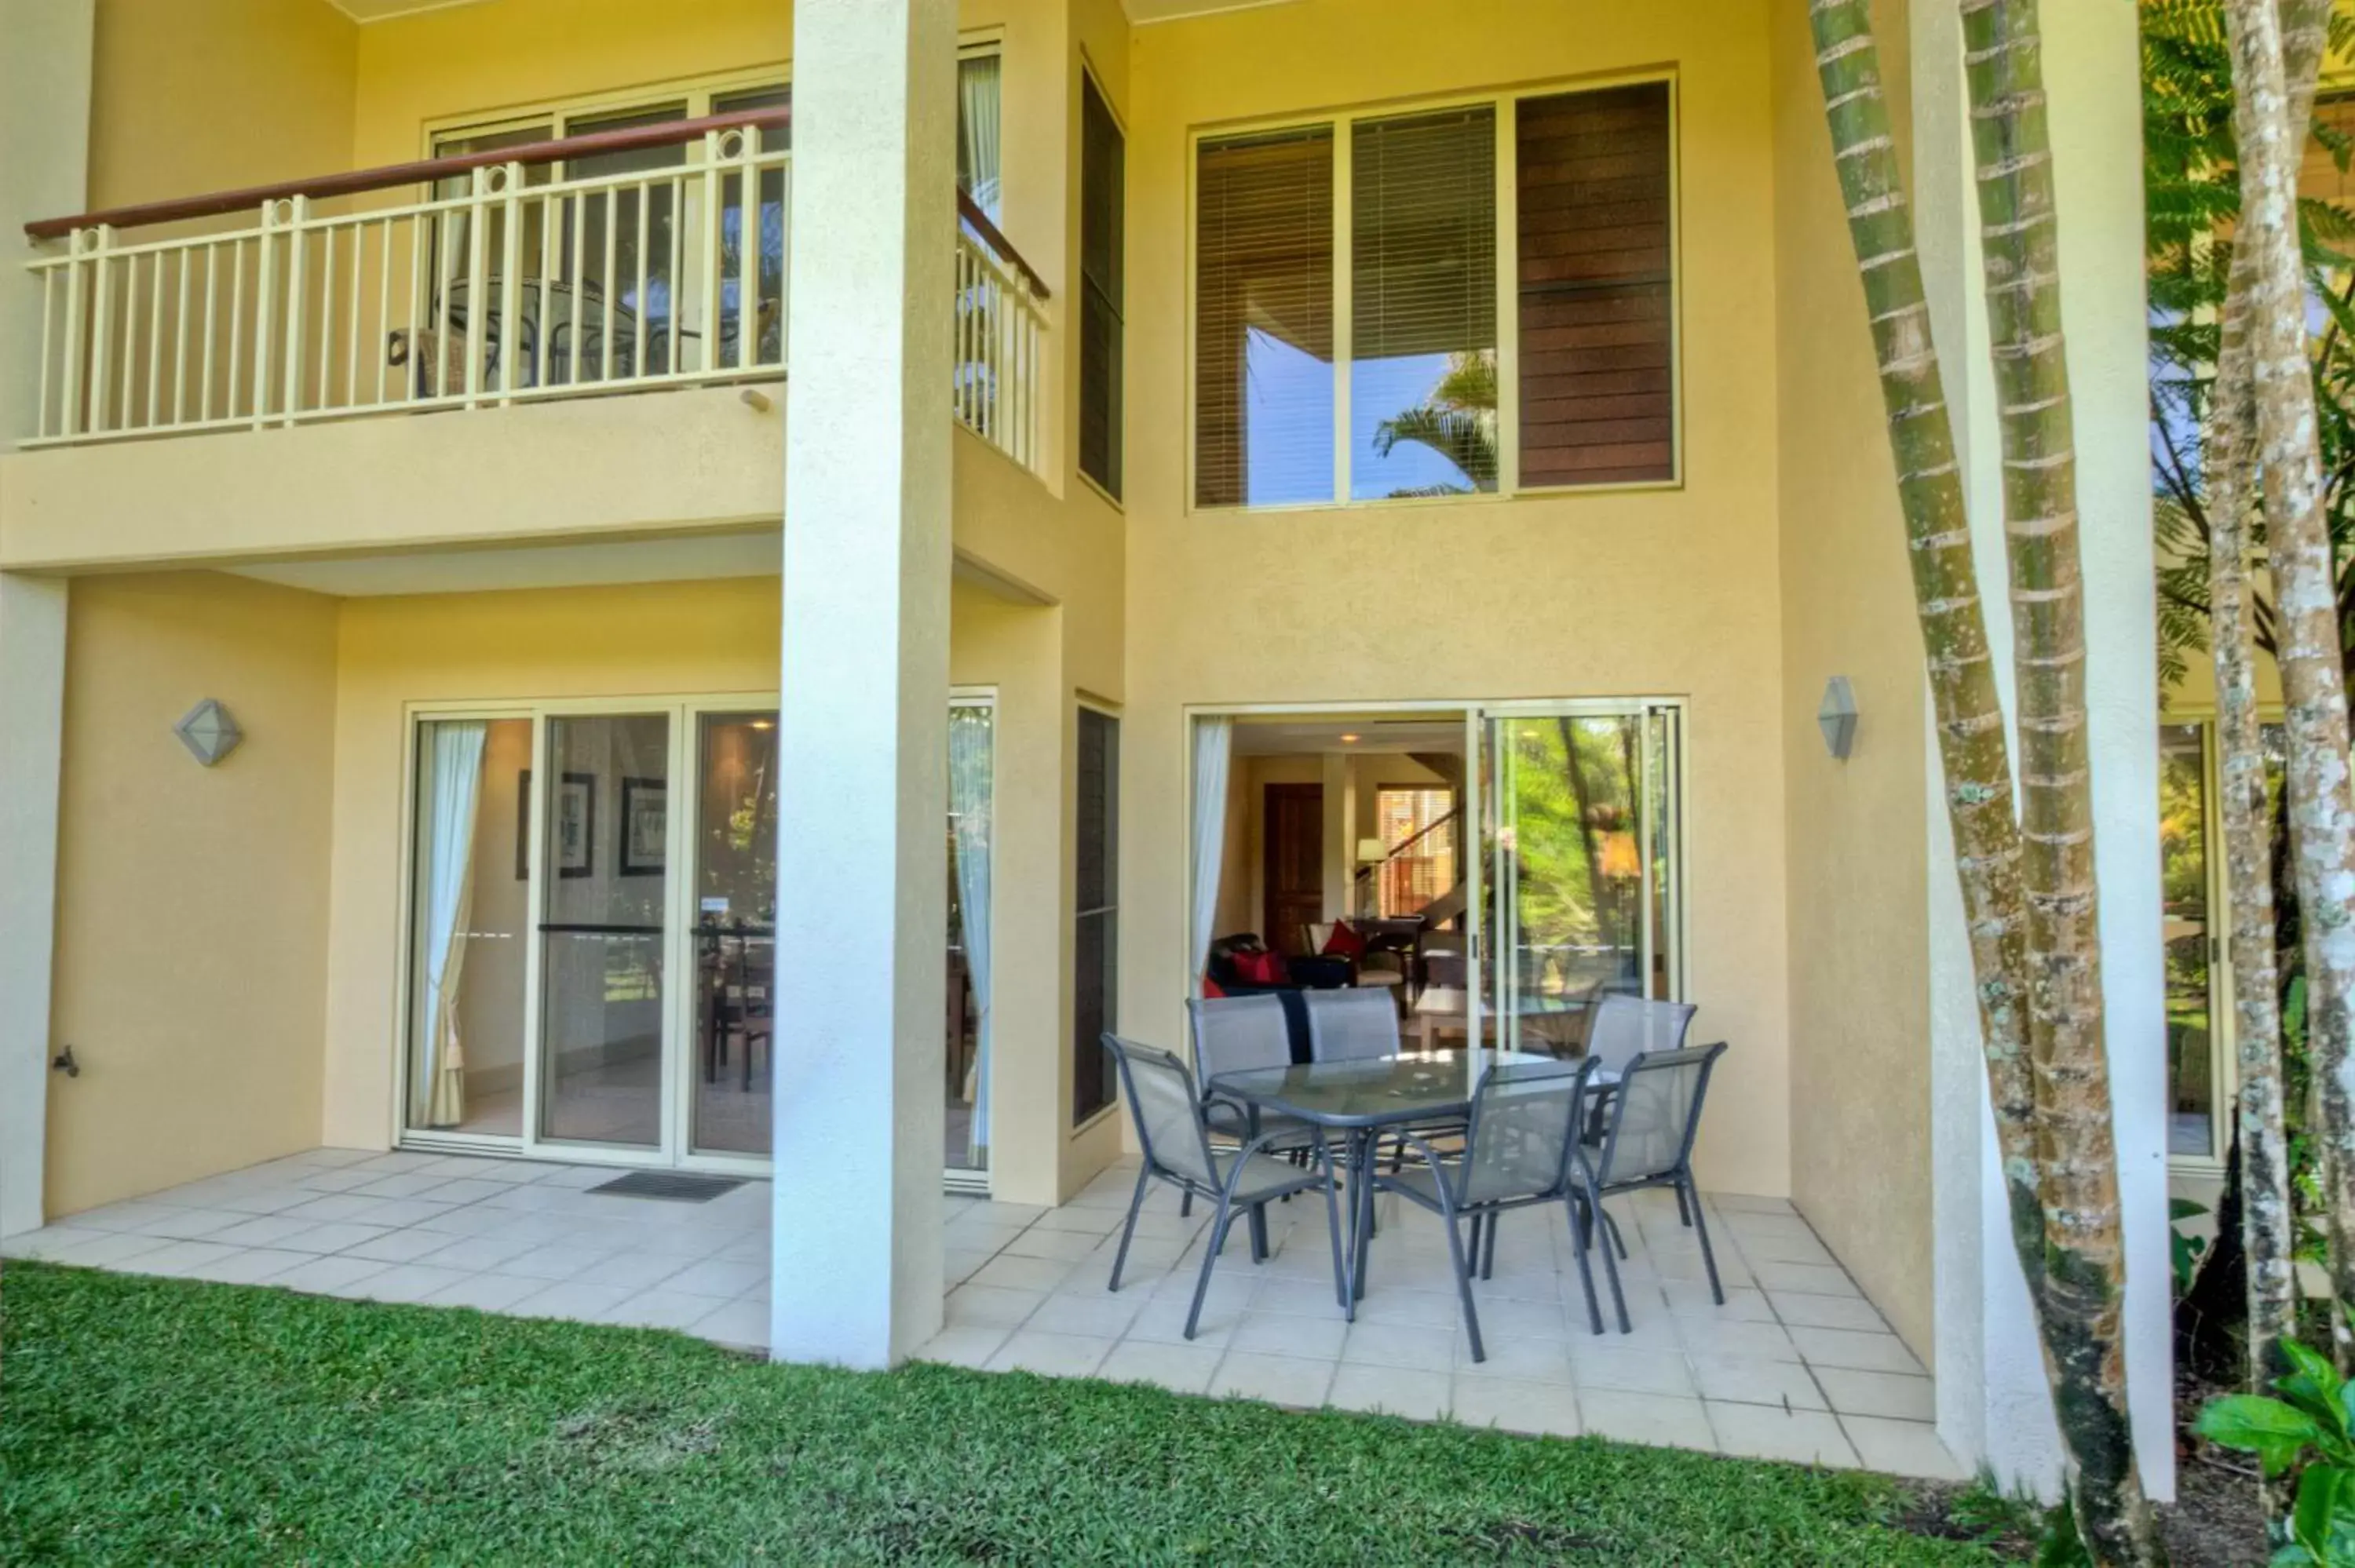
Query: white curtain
949,707,995,1161
958,53,1002,221
1189,717,1233,996
414,721,487,1129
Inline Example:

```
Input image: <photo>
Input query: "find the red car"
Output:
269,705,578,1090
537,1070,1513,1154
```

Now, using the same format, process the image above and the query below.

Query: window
1079,71,1126,499
958,49,1004,222
1073,707,1119,1125
1192,78,1675,508
1372,786,1458,917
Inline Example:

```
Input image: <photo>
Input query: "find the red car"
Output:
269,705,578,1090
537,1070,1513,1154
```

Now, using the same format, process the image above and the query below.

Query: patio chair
1569,1041,1730,1334
1370,1056,1600,1362
1181,994,1320,1226
1303,987,1400,1063
1578,994,1696,1148
1101,1034,1347,1337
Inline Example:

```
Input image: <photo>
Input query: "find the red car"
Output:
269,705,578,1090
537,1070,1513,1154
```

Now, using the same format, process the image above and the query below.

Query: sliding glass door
535,713,673,1149
1471,702,1684,1056
401,695,993,1183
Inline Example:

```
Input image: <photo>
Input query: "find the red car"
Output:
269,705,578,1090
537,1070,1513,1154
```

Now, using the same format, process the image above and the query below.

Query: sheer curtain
416,722,487,1129
958,53,1002,221
1189,717,1233,996
949,708,994,1162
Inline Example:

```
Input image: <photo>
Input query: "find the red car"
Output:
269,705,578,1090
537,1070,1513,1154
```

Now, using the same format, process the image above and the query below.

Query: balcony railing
20,110,1049,475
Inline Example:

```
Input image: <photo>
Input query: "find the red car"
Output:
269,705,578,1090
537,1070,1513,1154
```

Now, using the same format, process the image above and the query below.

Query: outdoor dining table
1207,1048,1616,1318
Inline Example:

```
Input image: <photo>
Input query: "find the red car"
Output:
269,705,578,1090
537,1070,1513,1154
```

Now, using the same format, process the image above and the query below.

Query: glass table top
1207,1050,1601,1129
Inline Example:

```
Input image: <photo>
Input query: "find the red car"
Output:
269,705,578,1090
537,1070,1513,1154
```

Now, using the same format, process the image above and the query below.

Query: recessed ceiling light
1338,732,1361,744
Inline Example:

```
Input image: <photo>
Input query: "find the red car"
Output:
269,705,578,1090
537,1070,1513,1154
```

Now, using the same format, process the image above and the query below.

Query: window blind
1516,82,1674,487
1352,106,1498,498
1195,126,1335,508
1072,709,1120,1125
1080,75,1126,500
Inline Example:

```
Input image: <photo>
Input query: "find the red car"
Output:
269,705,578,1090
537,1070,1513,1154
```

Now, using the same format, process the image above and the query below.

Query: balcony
19,110,1048,476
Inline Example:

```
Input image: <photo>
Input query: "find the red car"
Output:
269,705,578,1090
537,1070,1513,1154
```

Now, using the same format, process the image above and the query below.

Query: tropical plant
1807,2,2159,1559
1371,352,1498,498
2196,1328,2355,1563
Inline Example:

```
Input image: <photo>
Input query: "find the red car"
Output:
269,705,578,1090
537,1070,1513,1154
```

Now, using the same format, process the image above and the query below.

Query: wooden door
1263,783,1324,957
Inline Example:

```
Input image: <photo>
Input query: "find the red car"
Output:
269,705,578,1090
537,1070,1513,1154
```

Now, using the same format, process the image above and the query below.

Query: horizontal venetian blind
1080,75,1126,500
1352,107,1498,498
1517,82,1674,487
1195,126,1334,508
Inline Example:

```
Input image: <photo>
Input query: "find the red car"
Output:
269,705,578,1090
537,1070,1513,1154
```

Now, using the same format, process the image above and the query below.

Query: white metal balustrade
20,120,1049,477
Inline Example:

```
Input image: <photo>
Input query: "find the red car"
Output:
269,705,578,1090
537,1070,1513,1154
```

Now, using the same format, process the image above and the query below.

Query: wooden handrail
24,104,1050,299
24,108,790,241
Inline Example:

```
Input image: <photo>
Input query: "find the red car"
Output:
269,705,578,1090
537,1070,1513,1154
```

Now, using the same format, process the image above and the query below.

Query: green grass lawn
0,1262,2013,1566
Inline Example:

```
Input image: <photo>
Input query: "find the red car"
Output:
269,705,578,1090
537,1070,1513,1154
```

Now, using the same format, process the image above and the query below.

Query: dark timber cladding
1517,81,1675,487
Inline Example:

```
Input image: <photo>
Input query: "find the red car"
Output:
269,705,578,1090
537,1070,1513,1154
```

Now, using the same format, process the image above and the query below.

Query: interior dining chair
1101,1034,1347,1337
1569,1041,1730,1334
1371,1056,1599,1362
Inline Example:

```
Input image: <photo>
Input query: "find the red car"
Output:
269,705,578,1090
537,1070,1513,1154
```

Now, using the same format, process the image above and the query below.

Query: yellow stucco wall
47,571,338,1214
1117,0,1795,1198
1768,0,1935,1358
87,0,356,212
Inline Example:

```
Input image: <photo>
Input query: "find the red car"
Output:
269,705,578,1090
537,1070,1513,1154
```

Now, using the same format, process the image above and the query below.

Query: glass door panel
947,702,995,1173
537,713,670,1149
1478,706,1681,1056
404,717,532,1138
691,711,778,1158
2160,722,2219,1162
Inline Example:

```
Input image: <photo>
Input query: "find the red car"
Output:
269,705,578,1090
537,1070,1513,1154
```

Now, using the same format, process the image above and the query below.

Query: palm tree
1371,352,1498,496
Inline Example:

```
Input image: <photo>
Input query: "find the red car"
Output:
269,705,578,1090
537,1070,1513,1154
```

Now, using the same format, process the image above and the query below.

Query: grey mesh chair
1571,1041,1729,1334
1101,1034,1346,1337
1371,1057,1600,1362
1582,994,1696,1075
1304,987,1401,1063
1187,994,1313,1146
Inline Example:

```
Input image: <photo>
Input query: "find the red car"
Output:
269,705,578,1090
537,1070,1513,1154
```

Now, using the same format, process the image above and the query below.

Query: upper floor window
1079,71,1125,500
1192,78,1675,509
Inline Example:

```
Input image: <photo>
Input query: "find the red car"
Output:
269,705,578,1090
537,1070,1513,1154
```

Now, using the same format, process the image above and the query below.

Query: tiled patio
2,1148,1962,1480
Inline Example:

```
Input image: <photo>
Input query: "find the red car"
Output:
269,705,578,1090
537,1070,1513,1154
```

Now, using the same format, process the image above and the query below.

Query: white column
1,0,93,447
0,0,89,1238
1912,0,2173,1501
0,574,68,1238
770,0,958,1368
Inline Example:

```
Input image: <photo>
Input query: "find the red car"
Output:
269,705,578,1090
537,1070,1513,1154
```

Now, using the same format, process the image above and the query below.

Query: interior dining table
1205,1048,1616,1316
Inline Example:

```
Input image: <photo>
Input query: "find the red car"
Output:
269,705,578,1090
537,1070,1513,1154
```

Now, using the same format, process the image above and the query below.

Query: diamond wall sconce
173,698,243,767
1817,676,1859,761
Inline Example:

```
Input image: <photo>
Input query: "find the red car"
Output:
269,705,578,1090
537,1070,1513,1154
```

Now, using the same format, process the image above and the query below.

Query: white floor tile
944,1284,1044,1329
1686,1354,1828,1411
509,1280,638,1324
1768,1291,1892,1333
270,1254,394,1296
1341,1321,1456,1373
1329,1363,1451,1420
1210,1351,1335,1409
1706,1402,1858,1468
425,1273,552,1313
354,1264,475,1303
1026,1292,1145,1340
1842,1416,1970,1480
1229,1309,1347,1360
122,1241,246,1276
1813,1368,1935,1421
179,1247,312,1285
600,1287,739,1330
1579,1391,1714,1450
688,1297,769,1348
1096,1339,1222,1394
1449,1377,1581,1438
913,1325,1012,1369
1788,1326,1923,1375
987,1329,1113,1377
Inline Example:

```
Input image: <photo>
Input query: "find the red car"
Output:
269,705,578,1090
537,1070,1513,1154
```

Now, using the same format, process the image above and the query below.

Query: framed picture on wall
555,772,596,879
620,776,666,877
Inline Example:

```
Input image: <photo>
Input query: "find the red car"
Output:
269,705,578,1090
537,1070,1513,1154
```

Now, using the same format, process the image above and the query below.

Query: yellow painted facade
0,0,2147,1373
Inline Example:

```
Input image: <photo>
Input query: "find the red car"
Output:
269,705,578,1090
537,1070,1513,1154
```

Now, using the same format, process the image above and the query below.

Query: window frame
1183,70,1681,514
1077,60,1126,506
1072,702,1122,1130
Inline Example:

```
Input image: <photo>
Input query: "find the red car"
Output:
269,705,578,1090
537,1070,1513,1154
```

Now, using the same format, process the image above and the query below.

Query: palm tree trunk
2224,0,2355,1377
1955,5,2160,1559
2204,0,2329,1479
1804,0,2049,1445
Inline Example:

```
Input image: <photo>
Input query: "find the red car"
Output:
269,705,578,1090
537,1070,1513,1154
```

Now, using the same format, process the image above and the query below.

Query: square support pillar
0,574,68,1238
770,0,958,1368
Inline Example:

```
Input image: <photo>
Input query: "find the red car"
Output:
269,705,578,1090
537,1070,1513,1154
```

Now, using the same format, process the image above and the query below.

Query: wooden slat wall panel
1517,82,1674,488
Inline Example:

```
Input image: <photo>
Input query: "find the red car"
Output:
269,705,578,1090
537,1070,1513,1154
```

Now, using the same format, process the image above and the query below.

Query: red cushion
1202,975,1226,998
1233,950,1285,985
1322,921,1367,959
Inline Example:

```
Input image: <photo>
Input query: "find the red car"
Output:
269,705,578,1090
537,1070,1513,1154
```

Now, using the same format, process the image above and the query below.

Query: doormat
588,1171,747,1203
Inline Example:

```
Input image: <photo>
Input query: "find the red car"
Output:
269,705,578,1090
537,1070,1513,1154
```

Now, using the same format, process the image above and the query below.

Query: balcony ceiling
323,0,492,20
326,0,1295,27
